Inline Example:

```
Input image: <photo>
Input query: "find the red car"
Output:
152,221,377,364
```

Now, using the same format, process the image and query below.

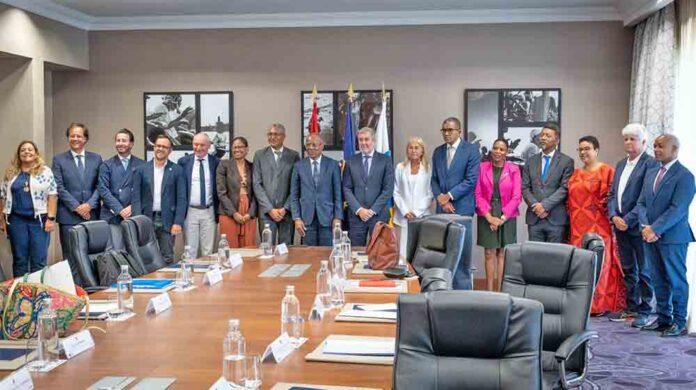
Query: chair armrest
419,268,452,292
555,330,598,361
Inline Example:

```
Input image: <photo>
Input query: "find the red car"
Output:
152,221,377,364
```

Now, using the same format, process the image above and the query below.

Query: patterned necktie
76,155,85,179
653,166,667,193
121,158,129,171
274,150,282,166
198,159,206,207
541,155,551,180
312,160,319,187
362,155,371,179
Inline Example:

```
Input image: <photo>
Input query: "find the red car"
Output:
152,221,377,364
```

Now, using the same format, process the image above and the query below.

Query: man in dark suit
52,122,103,285
178,133,220,257
343,127,394,246
521,122,574,243
632,134,695,337
253,123,300,245
607,123,659,327
430,117,480,289
98,129,145,227
290,134,342,246
132,135,187,263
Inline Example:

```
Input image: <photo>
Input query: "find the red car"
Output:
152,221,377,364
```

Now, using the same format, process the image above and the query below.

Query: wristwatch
47,216,56,222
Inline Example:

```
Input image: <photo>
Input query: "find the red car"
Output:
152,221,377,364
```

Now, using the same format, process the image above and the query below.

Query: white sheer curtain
629,3,677,150
674,0,696,334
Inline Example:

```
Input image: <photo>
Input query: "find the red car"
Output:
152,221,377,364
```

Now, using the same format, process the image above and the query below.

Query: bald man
178,133,220,257
632,134,695,337
290,134,342,246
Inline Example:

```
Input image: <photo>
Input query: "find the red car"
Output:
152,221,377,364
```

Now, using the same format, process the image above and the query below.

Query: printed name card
204,268,223,286
275,243,289,256
228,253,243,269
145,292,172,315
261,332,294,363
308,295,326,320
0,367,32,390
60,329,95,359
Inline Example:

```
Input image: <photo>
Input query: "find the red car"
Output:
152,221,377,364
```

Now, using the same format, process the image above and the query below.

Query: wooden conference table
31,247,418,389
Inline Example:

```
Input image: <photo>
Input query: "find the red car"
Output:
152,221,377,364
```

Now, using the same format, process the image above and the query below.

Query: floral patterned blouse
0,165,58,217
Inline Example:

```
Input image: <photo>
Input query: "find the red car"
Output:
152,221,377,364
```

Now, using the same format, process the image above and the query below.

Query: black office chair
406,216,466,292
502,242,598,389
68,221,117,290
394,290,544,389
581,233,605,290
421,214,475,289
121,215,167,274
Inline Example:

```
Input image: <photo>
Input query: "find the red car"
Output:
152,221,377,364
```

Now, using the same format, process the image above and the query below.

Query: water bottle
29,298,58,371
316,260,331,309
280,285,300,338
222,319,246,387
260,223,273,256
332,222,342,247
116,264,134,314
341,231,352,269
330,247,345,307
176,245,194,288
218,234,230,268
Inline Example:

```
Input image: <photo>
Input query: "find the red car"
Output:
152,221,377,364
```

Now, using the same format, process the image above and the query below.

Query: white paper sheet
323,338,395,356
354,303,397,312
339,309,397,320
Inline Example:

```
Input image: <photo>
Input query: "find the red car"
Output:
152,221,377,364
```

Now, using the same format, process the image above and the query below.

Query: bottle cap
121,264,129,271
286,285,295,293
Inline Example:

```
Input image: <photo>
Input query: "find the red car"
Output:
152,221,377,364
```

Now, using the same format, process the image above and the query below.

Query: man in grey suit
343,127,395,246
290,134,342,246
253,123,300,245
521,122,574,243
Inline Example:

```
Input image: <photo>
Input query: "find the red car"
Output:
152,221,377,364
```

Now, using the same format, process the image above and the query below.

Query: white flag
375,94,390,156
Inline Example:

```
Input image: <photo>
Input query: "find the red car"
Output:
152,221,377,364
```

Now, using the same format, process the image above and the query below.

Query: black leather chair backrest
581,233,604,289
68,220,115,288
121,216,166,274
502,242,596,373
394,290,543,389
406,218,465,276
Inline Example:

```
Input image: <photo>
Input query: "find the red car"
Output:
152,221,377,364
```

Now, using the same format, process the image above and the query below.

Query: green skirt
476,199,517,249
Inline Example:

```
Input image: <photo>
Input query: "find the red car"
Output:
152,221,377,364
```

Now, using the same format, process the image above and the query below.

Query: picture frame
144,91,234,162
464,88,561,164
300,89,393,160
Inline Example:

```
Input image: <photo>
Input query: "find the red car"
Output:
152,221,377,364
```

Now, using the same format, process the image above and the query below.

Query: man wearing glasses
253,123,300,245
431,117,480,289
132,135,187,263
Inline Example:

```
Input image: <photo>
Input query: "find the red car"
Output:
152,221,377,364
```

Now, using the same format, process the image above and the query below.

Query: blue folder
110,279,174,289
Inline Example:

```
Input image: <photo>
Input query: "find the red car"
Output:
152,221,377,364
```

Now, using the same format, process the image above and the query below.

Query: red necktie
653,166,667,193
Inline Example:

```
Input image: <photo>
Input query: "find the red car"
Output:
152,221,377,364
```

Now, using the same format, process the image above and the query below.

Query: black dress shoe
661,324,688,337
641,321,671,332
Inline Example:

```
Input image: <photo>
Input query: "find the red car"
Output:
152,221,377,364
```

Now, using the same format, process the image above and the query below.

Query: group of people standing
0,118,693,337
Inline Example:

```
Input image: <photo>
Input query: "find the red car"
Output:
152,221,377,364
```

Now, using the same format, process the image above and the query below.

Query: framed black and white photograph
465,88,561,164
300,89,393,160
144,91,233,161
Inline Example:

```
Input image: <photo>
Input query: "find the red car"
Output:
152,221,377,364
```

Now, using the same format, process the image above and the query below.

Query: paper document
323,338,395,356
354,303,397,312
340,310,397,320
80,300,118,320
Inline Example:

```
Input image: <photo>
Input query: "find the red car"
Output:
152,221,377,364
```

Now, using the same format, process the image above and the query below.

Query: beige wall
49,22,633,269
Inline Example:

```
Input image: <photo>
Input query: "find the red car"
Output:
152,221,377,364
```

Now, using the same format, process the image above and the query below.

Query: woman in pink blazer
475,139,522,291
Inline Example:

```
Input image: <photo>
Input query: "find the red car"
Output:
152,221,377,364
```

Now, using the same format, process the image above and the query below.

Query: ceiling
0,0,671,30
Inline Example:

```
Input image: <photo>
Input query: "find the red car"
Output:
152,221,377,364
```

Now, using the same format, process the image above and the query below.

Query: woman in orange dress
216,137,257,247
568,135,626,314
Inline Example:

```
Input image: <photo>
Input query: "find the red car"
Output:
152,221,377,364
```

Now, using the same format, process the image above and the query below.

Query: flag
343,84,356,159
308,84,320,134
375,89,390,156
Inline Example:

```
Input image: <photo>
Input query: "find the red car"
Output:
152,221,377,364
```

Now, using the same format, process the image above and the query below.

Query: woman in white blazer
393,137,434,263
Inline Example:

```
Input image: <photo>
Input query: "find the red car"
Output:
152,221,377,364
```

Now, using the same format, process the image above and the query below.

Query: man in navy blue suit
431,117,480,289
178,133,219,258
52,123,103,285
132,135,187,263
98,129,145,227
290,134,342,246
607,123,659,327
632,134,695,337
343,127,394,246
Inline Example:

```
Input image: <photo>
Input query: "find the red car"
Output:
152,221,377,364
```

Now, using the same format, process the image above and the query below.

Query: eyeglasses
440,128,460,134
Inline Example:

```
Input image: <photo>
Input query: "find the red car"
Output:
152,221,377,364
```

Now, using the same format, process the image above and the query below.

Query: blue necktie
76,155,85,179
198,159,206,207
121,158,129,171
362,155,371,179
312,160,319,187
541,155,551,180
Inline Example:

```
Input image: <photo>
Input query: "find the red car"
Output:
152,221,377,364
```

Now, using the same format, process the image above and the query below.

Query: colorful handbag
0,279,87,340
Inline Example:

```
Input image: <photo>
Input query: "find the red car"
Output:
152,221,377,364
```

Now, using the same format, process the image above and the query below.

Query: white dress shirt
272,147,284,163
190,156,212,207
153,164,165,212
617,152,642,213
446,138,461,168
70,150,86,169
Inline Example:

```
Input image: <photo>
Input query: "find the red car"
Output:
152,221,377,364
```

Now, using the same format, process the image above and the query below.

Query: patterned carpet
584,318,696,389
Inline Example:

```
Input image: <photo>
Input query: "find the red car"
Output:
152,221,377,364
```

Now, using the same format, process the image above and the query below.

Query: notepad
79,300,119,320
339,309,397,321
0,342,37,370
354,303,397,312
107,279,175,293
323,338,395,356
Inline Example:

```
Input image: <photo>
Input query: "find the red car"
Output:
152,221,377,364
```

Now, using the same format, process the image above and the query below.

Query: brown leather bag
366,221,399,270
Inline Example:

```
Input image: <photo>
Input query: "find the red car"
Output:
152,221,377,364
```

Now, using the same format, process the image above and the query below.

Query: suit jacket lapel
542,152,560,183
161,161,171,194
437,146,447,188
655,162,679,197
